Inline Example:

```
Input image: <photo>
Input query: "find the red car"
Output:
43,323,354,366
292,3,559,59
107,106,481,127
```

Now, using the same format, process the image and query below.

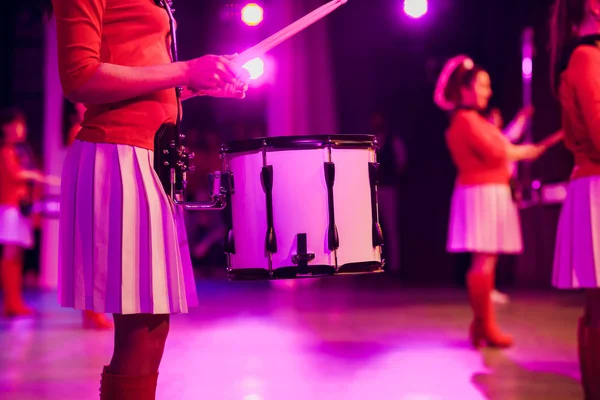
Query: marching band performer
0,108,47,316
434,55,552,348
48,0,249,398
550,0,600,397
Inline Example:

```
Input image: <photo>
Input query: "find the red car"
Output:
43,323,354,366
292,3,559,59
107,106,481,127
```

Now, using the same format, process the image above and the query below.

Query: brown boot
467,270,513,348
100,366,159,400
1,259,34,317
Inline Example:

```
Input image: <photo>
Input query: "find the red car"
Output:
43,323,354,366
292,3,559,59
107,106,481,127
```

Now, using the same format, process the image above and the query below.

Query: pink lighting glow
241,3,264,26
522,57,533,78
242,57,265,80
404,0,428,19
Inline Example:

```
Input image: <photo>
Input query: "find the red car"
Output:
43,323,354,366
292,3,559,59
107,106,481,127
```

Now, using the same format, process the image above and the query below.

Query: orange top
446,110,510,186
559,45,600,180
0,145,26,207
52,0,177,151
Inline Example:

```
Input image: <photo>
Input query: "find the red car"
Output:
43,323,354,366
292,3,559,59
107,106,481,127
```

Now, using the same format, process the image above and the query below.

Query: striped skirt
58,140,198,315
553,176,600,289
0,206,33,249
447,183,523,254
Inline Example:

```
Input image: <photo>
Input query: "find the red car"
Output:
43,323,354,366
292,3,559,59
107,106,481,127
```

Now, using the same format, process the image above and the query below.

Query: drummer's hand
200,55,250,99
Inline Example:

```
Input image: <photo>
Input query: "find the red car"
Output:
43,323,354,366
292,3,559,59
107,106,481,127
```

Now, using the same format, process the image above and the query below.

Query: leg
467,253,513,348
100,314,170,399
579,289,600,400
1,244,33,316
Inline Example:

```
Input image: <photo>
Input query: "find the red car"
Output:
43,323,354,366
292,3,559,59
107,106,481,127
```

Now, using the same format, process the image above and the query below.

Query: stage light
522,57,532,78
404,0,428,19
242,57,265,80
241,3,264,26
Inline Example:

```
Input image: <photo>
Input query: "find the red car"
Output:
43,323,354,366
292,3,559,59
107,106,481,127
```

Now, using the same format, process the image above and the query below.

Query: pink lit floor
0,275,584,400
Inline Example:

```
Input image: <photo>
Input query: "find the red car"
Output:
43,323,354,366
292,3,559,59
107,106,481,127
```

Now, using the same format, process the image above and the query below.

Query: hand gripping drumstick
233,0,348,67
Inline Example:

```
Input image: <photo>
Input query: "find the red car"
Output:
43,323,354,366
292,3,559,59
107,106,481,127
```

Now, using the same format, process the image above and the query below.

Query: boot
1,259,34,317
467,270,513,348
100,366,159,400
83,311,114,330
578,318,591,399
579,318,600,400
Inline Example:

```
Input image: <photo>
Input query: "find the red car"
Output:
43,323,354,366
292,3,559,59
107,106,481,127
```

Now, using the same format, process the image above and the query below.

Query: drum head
222,134,376,154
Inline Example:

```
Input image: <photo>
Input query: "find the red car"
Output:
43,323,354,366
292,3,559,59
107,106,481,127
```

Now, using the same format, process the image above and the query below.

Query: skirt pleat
59,140,197,315
553,177,600,289
447,183,523,254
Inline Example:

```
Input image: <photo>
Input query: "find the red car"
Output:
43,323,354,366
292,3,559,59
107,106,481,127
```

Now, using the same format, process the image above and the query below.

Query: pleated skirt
447,183,523,254
0,206,33,249
553,176,600,289
58,140,198,315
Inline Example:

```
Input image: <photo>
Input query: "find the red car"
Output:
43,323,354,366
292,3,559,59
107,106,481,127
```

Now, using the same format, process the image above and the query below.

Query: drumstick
234,0,348,66
538,129,564,149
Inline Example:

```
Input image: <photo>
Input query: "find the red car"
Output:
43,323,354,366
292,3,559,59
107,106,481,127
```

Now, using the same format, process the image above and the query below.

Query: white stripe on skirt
58,140,198,314
447,183,523,254
553,176,600,289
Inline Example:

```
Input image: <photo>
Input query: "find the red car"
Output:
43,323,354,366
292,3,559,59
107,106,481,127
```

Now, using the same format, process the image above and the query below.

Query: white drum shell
226,146,381,272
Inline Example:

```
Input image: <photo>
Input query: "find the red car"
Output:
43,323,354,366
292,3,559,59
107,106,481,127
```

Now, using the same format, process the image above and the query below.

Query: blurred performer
434,55,552,348
550,0,600,397
372,111,407,273
48,0,248,397
0,108,47,316
67,102,113,330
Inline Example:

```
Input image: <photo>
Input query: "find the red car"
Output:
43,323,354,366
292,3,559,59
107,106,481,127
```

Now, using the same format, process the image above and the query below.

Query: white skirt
0,206,34,249
553,176,600,289
447,183,523,254
58,140,198,315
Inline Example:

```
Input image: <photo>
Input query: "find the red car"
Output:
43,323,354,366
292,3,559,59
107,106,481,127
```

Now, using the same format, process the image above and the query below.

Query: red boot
83,311,114,330
1,259,34,317
579,318,600,400
100,366,159,400
467,270,513,348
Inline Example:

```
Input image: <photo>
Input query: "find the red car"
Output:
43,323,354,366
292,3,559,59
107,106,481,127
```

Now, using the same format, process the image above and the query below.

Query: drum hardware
324,138,340,271
514,179,568,209
368,162,385,247
292,233,315,275
261,140,277,278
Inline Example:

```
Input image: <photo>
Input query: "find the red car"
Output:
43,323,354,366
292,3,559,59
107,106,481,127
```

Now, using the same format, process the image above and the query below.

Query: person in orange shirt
47,0,249,398
550,0,600,397
0,108,47,316
434,55,552,348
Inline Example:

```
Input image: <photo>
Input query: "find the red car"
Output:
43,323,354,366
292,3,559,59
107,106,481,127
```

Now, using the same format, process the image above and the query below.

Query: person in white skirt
434,55,552,348
550,0,600,397
49,0,249,398
0,108,48,317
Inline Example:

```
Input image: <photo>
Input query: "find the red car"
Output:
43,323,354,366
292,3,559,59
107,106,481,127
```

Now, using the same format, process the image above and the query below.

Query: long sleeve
0,147,22,183
52,0,106,95
570,46,600,150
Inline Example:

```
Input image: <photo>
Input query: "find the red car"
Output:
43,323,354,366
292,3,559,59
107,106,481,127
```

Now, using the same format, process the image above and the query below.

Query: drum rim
221,134,377,154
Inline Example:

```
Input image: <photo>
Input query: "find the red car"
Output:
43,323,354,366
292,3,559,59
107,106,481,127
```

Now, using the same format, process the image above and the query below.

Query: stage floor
0,275,585,400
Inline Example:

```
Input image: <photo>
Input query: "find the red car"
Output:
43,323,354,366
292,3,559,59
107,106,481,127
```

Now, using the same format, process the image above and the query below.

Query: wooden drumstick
233,0,348,66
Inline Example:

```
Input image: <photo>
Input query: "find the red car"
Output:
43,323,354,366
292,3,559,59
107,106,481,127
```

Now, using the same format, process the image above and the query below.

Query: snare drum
221,135,384,280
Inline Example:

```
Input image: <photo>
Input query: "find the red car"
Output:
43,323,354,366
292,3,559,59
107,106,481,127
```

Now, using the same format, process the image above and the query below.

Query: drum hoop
221,134,377,154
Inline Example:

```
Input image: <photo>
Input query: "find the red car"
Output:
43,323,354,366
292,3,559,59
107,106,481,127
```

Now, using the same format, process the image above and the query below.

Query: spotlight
241,3,264,26
404,0,428,19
